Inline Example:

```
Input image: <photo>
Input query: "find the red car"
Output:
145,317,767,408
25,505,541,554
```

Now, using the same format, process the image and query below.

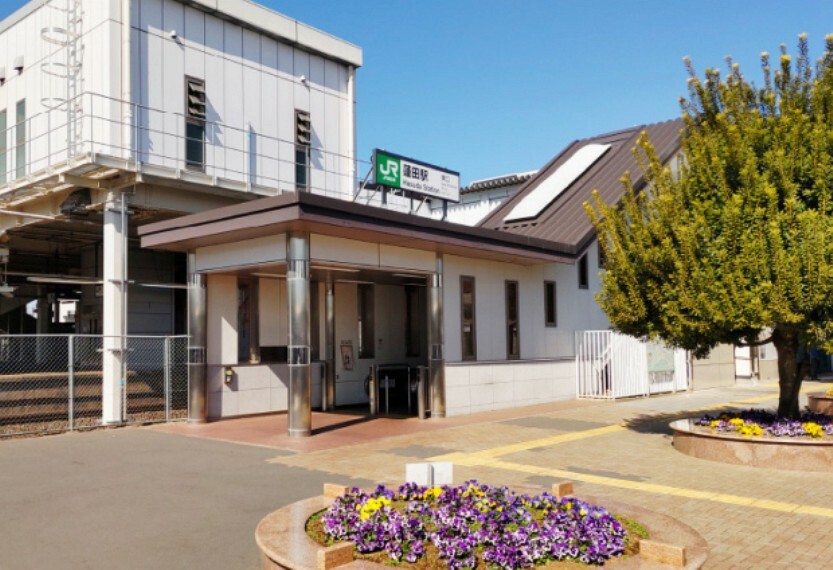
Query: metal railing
0,334,188,437
575,330,689,399
0,91,428,215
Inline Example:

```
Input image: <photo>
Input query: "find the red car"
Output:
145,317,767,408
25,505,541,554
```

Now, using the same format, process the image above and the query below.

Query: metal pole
187,253,207,422
323,278,335,411
417,366,427,420
384,375,389,415
164,336,171,422
429,254,446,418
286,231,311,437
68,335,75,431
368,364,377,416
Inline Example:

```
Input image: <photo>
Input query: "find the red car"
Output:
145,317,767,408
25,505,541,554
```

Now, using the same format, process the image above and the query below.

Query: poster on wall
340,342,354,370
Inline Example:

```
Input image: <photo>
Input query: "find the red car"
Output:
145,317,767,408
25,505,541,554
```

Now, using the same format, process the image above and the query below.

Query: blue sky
4,1,833,184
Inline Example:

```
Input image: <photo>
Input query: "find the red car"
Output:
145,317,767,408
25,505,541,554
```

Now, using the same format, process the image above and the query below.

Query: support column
287,231,311,437
102,192,127,424
323,278,336,411
187,253,207,422
35,292,50,365
429,254,446,418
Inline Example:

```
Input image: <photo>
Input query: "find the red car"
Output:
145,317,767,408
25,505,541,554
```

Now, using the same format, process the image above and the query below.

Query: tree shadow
623,406,749,436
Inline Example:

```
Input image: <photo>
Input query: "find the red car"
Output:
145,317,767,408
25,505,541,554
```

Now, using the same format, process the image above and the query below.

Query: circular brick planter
255,485,708,569
671,419,833,472
807,392,833,415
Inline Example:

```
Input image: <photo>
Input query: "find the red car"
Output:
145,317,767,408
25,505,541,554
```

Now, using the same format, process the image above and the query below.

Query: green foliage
585,34,833,359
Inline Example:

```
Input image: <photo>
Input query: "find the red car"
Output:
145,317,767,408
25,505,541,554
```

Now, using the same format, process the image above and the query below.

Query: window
357,284,374,358
185,77,206,169
15,99,25,179
544,281,557,327
460,276,476,361
405,286,421,357
295,109,311,190
578,254,589,289
237,279,260,363
0,109,6,185
597,241,607,269
505,281,520,360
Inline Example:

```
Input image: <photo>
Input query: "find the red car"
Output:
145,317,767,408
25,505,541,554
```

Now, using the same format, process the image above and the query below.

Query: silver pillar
102,192,127,424
287,231,311,437
429,254,446,418
323,278,336,411
187,253,207,423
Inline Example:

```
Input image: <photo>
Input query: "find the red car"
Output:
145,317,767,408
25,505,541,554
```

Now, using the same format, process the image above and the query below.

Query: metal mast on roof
41,0,84,158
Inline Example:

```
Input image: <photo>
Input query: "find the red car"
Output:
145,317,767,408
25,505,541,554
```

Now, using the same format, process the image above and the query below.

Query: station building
0,0,731,438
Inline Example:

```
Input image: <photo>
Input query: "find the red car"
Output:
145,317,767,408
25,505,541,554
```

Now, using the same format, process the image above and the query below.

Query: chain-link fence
0,335,189,437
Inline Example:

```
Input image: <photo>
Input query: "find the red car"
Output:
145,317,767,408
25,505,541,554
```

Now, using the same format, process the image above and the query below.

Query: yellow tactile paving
432,386,814,463
426,383,833,522
476,457,833,519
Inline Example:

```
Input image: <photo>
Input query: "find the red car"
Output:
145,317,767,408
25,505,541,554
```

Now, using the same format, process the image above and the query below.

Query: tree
585,35,833,419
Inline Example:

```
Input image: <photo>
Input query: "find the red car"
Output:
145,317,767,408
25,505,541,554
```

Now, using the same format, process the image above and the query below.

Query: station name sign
374,149,460,203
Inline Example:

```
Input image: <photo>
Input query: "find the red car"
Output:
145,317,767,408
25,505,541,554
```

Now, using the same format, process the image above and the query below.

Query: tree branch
736,334,774,348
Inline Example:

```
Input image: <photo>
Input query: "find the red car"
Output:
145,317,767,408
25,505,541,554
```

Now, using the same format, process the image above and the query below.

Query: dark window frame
184,76,206,170
460,275,477,361
578,254,589,289
505,280,520,360
295,109,311,191
544,280,557,327
237,278,260,364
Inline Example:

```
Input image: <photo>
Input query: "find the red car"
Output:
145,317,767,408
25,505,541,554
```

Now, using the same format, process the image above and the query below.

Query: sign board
374,149,460,203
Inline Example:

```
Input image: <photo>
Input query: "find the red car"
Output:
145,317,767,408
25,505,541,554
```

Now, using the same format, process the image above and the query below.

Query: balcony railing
0,92,425,211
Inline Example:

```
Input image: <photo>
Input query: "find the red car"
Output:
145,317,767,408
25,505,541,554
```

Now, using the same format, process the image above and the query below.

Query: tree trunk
772,325,802,419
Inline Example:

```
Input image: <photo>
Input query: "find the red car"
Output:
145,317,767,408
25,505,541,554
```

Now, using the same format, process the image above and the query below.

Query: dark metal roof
479,119,683,253
462,171,537,194
138,191,575,265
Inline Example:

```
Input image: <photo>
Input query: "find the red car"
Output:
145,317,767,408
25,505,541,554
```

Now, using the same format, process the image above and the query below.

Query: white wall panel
162,36,184,168
243,58,261,186
310,235,377,267
140,0,164,32
196,235,287,271
162,0,184,36
204,51,224,176
242,29,261,69
183,6,205,48
206,273,237,366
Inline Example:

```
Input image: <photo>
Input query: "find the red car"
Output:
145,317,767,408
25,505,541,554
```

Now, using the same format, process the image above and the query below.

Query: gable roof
479,119,683,254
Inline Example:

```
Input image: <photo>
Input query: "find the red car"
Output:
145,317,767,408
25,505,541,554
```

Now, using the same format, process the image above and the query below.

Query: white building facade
0,0,360,427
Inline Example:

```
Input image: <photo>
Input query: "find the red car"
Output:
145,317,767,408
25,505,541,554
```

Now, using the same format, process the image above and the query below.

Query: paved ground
2,381,832,569
0,429,372,570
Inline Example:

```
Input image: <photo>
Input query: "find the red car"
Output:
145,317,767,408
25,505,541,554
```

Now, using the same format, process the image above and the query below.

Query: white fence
576,330,689,399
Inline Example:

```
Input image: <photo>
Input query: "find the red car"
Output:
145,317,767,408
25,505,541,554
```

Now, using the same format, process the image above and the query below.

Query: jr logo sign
375,153,401,187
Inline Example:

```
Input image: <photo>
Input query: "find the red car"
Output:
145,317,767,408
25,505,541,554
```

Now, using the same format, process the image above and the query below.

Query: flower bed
808,391,833,415
306,481,644,568
694,409,833,439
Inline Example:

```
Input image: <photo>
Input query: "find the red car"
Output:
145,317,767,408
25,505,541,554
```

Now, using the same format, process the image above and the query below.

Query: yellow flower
803,422,824,439
729,418,744,427
738,424,762,437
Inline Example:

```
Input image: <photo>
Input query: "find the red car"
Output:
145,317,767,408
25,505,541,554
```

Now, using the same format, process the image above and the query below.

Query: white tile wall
444,360,576,417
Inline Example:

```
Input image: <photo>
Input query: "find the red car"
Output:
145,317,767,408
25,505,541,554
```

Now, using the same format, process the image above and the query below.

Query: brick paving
237,381,833,569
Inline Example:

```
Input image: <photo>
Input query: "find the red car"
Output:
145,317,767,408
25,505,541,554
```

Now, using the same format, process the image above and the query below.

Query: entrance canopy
137,193,575,437
137,192,574,265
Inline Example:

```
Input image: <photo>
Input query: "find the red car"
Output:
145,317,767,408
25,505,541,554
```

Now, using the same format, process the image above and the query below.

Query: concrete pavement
2,381,831,569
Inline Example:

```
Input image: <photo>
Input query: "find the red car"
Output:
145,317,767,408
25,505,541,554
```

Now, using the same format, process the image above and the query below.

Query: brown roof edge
139,191,580,262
